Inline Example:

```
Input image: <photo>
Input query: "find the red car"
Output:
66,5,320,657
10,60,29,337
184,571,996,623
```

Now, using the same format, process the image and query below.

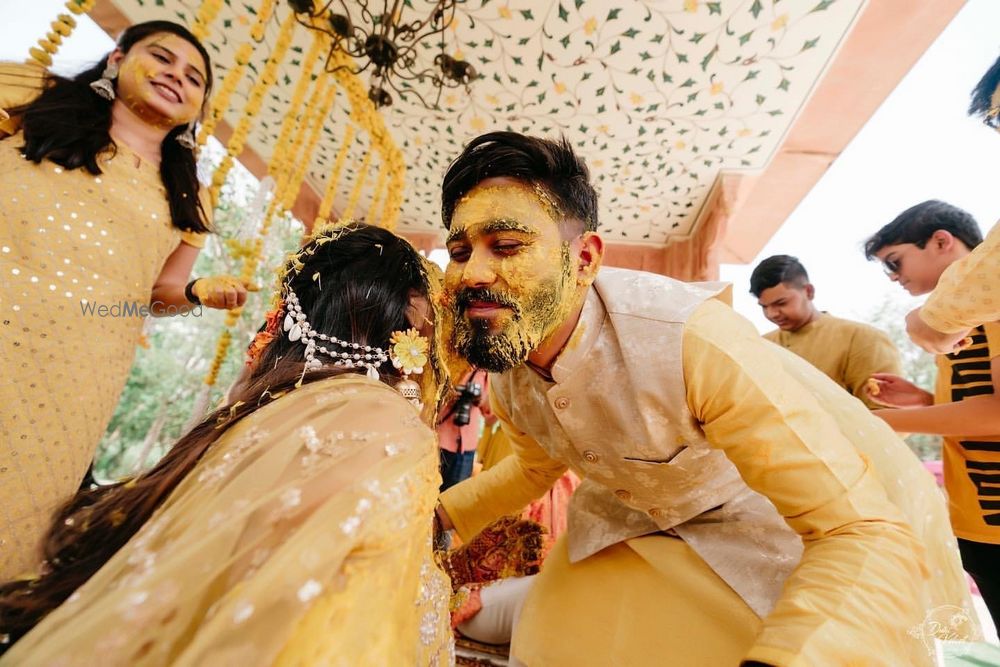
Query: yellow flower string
198,43,252,144
209,11,297,205
27,0,96,67
281,76,337,211
340,147,372,222
204,329,233,387
266,32,328,200
314,124,355,226
276,74,332,210
201,9,299,388
197,0,277,144
381,156,406,231
366,158,389,225
190,0,225,42
325,49,406,230
249,0,277,41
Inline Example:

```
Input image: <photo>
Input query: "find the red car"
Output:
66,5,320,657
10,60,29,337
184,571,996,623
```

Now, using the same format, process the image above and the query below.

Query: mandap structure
27,0,964,391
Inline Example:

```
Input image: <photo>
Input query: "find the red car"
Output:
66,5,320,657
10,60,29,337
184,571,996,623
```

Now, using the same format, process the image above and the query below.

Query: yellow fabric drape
2,377,452,665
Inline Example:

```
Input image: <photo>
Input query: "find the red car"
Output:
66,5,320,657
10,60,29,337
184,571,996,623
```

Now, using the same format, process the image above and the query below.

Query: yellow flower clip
390,328,429,375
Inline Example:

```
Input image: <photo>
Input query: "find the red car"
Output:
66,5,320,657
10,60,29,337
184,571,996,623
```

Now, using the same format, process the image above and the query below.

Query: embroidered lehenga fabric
0,376,453,666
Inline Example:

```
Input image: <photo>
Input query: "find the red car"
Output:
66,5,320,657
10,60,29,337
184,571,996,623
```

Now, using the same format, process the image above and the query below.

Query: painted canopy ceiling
112,0,865,246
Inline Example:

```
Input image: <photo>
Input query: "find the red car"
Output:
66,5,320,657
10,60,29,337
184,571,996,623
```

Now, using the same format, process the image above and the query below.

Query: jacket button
614,489,632,502
648,507,665,518
554,397,570,409
582,450,599,463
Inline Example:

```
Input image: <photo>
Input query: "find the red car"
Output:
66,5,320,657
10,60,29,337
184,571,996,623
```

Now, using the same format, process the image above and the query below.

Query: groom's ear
575,232,603,286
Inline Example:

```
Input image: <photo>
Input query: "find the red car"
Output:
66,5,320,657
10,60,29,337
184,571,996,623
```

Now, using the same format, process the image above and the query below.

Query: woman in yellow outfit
0,223,453,665
0,21,254,581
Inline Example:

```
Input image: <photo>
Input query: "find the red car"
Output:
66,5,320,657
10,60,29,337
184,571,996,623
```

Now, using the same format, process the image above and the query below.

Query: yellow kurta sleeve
0,61,47,136
180,230,207,248
844,326,902,408
683,300,925,667
439,387,568,542
920,221,1000,333
177,187,214,247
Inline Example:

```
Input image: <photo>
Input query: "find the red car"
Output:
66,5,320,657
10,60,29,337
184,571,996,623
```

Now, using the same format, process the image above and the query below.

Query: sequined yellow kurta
0,63,205,580
0,376,453,666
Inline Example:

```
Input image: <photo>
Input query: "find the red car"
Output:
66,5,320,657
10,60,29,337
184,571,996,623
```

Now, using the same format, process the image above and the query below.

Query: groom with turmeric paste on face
434,131,976,666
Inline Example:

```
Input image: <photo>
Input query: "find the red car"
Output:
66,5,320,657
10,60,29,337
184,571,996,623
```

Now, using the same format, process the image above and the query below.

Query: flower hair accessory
390,328,429,408
282,286,389,380
245,300,286,367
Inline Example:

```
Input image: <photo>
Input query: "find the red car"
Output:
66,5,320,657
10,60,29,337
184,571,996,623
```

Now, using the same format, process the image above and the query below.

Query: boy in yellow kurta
866,199,1000,632
435,132,975,666
750,254,902,408
904,56,1000,354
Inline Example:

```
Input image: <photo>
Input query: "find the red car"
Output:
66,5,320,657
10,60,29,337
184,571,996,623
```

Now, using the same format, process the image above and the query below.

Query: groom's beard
450,278,568,373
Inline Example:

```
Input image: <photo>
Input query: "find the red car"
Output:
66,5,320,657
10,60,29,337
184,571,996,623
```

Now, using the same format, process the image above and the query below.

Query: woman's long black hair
5,20,214,233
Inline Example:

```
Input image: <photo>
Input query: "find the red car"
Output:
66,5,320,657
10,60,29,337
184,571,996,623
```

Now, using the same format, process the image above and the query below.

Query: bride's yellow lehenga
0,376,453,666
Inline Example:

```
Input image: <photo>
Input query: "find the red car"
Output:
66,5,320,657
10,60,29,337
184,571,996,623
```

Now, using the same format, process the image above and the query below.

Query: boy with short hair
866,199,1000,629
750,254,901,409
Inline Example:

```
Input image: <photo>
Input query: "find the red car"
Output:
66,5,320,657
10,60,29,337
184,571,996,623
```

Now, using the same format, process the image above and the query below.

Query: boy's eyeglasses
881,256,901,275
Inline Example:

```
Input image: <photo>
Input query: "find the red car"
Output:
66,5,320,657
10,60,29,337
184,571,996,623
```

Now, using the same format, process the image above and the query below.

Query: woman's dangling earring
389,328,429,409
89,61,119,101
176,122,198,150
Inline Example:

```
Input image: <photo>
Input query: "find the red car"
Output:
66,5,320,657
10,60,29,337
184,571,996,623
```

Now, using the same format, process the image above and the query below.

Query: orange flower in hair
246,300,285,366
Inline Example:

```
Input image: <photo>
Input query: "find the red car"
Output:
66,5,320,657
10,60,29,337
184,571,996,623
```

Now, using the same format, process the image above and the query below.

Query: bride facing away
0,222,454,666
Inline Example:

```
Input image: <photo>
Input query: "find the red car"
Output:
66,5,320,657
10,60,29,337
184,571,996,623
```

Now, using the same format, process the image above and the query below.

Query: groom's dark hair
441,131,599,234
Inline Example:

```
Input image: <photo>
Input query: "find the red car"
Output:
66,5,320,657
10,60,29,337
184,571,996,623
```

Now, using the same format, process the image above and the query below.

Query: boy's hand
866,373,934,409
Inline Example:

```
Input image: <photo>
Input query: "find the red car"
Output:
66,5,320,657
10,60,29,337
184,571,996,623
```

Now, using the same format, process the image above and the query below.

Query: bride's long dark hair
0,223,438,649
4,20,213,233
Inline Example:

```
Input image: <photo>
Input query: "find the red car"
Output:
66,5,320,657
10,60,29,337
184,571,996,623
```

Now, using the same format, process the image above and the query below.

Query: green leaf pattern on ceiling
119,0,863,244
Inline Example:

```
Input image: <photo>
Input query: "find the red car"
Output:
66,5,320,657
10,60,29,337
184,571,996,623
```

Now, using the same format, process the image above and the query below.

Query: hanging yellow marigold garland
190,0,225,42
281,76,337,211
209,11,297,205
28,0,96,67
366,158,389,226
266,33,329,205
314,124,356,227
341,147,373,222
197,0,278,144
